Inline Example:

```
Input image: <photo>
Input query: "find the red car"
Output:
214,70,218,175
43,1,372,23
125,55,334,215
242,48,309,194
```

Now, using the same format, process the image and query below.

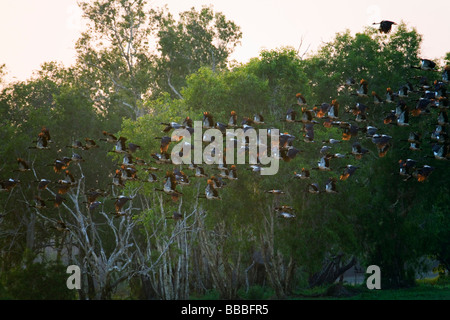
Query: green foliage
0,62,119,276
297,22,450,289
1,251,76,300
445,52,450,64
246,47,310,113
344,283,450,300
183,66,270,117
426,189,450,272
76,0,155,119
303,23,421,107
191,289,221,300
238,285,274,300
149,5,242,98
1,3,448,299
115,22,448,292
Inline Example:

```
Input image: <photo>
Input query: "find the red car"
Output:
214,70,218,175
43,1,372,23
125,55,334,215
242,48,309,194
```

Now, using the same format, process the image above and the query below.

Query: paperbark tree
149,5,242,99
76,0,154,120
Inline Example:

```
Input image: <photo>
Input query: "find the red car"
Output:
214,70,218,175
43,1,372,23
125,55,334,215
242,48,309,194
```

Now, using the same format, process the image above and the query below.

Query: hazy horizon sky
1,0,449,84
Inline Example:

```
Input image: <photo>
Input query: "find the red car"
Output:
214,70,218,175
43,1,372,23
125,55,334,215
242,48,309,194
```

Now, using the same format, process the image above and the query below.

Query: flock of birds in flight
1,20,449,224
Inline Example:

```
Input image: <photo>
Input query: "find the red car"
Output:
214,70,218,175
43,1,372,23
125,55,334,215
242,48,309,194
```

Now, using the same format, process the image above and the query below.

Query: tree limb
167,71,184,100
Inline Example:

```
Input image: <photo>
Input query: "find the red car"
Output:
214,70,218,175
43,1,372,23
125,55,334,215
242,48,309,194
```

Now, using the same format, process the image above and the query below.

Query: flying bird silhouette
373,20,397,34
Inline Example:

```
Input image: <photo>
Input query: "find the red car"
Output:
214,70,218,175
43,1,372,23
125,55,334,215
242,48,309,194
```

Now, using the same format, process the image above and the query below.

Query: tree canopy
0,5,449,300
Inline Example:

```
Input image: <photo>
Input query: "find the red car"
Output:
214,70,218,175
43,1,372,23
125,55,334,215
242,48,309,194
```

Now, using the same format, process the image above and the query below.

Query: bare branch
167,71,184,100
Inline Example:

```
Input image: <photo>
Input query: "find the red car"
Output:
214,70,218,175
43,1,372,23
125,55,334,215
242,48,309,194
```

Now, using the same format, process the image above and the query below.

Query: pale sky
0,0,449,84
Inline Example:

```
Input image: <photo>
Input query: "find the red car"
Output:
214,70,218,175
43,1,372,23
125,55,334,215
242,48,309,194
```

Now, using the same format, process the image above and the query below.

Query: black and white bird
155,171,183,200
322,138,341,145
371,91,383,105
265,189,285,195
151,152,171,164
84,138,99,150
71,153,85,164
173,168,190,186
160,121,185,133
202,112,215,129
278,211,296,219
411,58,436,71
385,88,396,103
36,179,51,190
395,101,409,126
325,178,338,194
314,103,330,119
127,143,141,154
283,109,300,123
420,59,437,71
431,143,450,160
228,111,238,127
293,168,310,180
443,65,449,83
30,132,50,150
364,126,378,137
413,165,434,182
437,109,449,127
303,123,315,143
100,131,118,143
253,114,265,125
398,159,418,180
87,201,102,212
355,79,369,97
113,195,133,214
281,146,301,162
146,172,158,183
111,136,128,154
301,108,319,124
373,20,397,34
202,179,221,200
312,156,332,171
296,93,307,106
350,142,369,160
340,165,359,181
210,175,227,189
327,99,340,120
0,179,21,192
307,183,321,194
372,134,392,157
15,158,30,172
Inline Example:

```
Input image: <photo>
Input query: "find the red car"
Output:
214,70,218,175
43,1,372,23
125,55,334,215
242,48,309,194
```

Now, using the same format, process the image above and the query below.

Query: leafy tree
182,66,269,118
1,251,76,300
0,62,121,296
76,0,154,119
245,47,310,115
1,6,448,299
301,22,448,288
149,5,242,99
0,64,6,89
444,52,450,65
75,1,242,118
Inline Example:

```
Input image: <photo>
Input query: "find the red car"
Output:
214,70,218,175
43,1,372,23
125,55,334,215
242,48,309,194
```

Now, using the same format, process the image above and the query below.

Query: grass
190,283,449,300
186,275,450,300
290,276,450,300
344,284,450,300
